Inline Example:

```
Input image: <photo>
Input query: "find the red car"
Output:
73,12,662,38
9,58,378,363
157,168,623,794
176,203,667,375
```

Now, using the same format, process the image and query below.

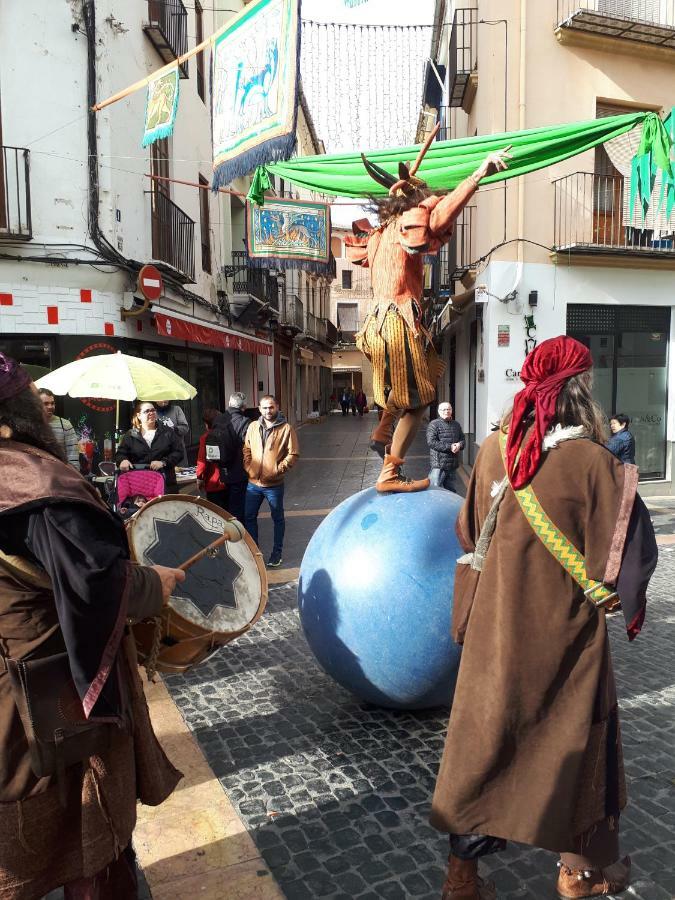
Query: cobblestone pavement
166,547,675,896
164,416,674,899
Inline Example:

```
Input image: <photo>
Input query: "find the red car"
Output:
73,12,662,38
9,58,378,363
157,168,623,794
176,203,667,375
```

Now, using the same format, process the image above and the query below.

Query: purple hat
0,353,32,401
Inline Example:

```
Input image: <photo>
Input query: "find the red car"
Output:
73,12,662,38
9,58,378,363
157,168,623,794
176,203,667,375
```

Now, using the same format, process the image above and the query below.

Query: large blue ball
298,487,464,710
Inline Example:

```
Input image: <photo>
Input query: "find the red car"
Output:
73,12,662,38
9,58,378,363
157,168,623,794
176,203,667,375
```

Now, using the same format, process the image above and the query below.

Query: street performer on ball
345,127,511,492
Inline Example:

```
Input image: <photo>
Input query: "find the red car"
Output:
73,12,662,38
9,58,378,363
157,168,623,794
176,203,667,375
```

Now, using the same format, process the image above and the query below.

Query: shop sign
505,368,521,381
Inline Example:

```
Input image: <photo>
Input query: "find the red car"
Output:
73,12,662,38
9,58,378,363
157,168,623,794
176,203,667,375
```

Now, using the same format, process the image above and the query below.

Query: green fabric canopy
247,111,674,218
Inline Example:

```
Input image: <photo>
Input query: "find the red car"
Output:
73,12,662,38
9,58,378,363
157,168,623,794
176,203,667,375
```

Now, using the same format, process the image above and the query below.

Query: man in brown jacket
243,395,299,568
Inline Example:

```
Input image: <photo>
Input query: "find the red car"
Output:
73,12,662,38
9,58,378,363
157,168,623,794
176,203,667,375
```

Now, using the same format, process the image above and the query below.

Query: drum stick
177,520,245,572
178,534,229,572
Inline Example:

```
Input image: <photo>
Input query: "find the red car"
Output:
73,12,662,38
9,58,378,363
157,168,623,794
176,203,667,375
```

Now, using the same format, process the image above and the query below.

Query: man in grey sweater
426,402,465,493
39,388,80,469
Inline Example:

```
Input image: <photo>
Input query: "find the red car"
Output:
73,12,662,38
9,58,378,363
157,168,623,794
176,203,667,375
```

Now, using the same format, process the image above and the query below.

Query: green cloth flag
247,111,673,224
142,69,180,148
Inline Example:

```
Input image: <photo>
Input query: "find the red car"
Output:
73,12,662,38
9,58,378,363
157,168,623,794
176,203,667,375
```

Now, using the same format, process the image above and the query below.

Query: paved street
158,413,675,900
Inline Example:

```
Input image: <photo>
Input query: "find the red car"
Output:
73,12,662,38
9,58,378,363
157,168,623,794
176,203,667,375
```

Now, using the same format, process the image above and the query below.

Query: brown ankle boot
370,414,396,460
442,856,496,900
557,856,631,898
376,449,429,493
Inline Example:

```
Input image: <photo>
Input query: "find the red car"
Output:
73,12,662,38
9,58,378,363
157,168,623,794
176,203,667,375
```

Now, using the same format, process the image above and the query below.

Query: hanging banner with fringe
246,196,332,273
212,0,301,188
142,68,180,147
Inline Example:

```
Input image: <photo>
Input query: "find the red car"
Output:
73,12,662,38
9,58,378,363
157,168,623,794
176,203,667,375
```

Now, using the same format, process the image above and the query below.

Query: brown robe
0,444,181,899
431,430,638,853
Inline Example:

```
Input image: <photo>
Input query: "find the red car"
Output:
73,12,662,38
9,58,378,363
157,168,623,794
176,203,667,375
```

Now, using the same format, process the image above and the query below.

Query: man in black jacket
220,392,251,520
426,402,465,493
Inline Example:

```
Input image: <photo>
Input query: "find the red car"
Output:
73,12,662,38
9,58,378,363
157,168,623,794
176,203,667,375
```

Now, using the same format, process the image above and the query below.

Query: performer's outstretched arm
429,146,512,239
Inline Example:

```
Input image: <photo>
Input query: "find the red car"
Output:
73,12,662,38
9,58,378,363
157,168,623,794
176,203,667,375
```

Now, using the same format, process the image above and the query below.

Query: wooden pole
93,29,222,112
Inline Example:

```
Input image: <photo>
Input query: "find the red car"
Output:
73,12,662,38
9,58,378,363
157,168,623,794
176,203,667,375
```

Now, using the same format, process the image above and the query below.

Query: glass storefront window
567,305,670,481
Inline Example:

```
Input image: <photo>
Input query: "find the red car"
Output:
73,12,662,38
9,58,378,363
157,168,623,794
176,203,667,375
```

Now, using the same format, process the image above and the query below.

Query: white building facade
422,0,675,493
0,0,335,450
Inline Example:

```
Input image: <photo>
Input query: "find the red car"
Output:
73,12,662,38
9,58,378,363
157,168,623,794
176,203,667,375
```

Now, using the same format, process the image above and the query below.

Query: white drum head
128,495,266,635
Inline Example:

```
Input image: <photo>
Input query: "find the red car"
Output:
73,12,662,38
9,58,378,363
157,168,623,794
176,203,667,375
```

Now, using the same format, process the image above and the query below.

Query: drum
127,494,267,673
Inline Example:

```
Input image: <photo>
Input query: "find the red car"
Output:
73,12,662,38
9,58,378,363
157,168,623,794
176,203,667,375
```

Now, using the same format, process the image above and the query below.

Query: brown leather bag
6,649,113,793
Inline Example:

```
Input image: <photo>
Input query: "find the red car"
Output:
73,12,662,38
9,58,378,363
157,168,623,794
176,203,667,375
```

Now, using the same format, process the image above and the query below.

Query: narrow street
138,413,674,900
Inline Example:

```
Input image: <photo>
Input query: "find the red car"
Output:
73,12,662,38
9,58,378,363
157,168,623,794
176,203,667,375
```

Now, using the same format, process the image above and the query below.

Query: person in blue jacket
607,413,636,465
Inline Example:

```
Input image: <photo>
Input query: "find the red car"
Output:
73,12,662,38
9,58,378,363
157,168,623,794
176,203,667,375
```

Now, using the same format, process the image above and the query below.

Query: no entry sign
138,264,163,302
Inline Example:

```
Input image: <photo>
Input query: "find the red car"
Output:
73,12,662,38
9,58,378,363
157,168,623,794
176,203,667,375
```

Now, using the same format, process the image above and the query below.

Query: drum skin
298,487,463,709
127,494,267,673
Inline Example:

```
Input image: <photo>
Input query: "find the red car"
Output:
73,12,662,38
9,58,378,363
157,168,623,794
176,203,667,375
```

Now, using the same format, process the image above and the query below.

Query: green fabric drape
247,111,673,214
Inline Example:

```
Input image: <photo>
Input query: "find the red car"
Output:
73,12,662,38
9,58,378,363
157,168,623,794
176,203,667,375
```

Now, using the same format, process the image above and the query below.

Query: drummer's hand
151,565,186,605
149,460,165,471
119,459,132,472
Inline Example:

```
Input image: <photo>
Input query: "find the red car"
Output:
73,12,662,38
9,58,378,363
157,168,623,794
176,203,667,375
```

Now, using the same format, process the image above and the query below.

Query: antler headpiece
361,123,440,197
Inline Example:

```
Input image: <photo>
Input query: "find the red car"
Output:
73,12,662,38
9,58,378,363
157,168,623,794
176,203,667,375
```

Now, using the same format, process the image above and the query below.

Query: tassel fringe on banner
245,254,336,276
212,133,298,189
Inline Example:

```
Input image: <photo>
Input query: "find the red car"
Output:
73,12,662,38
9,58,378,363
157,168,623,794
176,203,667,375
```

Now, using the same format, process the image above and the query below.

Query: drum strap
498,432,617,609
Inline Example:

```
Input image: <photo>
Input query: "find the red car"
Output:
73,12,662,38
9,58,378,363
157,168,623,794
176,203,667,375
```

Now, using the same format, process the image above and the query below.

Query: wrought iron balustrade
279,292,304,332
448,8,478,108
324,319,338,345
0,146,31,241
553,171,675,256
150,190,195,281
556,1,675,45
145,0,189,76
231,251,278,306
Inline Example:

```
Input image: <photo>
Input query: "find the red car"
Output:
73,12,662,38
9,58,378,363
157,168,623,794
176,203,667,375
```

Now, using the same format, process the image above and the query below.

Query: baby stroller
114,467,166,520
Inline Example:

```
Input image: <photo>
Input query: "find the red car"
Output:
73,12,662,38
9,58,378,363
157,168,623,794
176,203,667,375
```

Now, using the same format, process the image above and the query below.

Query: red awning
154,312,273,357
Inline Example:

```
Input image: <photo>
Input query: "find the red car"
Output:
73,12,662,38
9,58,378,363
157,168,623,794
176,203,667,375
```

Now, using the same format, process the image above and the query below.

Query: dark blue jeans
225,479,247,522
245,482,285,555
429,467,457,492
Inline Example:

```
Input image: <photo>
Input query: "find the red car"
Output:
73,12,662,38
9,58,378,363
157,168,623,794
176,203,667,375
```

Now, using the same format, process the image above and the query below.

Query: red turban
505,336,593,489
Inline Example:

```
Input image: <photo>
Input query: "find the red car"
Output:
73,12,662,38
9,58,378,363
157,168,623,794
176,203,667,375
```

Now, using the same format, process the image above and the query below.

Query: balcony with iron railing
435,205,476,294
553,171,675,258
0,146,31,241
150,190,195,281
437,107,452,142
448,8,478,111
231,250,279,304
556,1,675,51
324,318,338,346
279,291,304,333
145,0,189,77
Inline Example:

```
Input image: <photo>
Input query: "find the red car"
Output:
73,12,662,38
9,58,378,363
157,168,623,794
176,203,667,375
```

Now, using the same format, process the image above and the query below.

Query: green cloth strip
247,110,673,209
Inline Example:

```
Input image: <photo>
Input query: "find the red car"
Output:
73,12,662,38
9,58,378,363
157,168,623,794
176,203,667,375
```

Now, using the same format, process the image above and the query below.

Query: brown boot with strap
375,447,429,493
442,856,496,900
557,856,631,899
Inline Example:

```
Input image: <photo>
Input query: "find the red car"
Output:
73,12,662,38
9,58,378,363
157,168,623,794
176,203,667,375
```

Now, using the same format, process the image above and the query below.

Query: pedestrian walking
116,401,184,489
38,387,79,469
427,402,465,492
340,388,352,416
196,408,228,509
432,336,658,900
223,392,251,521
607,413,636,465
153,398,190,465
355,390,367,416
243,395,299,568
0,354,183,899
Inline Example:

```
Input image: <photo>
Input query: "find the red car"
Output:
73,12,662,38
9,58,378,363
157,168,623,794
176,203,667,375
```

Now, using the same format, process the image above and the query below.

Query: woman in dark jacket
115,401,184,488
